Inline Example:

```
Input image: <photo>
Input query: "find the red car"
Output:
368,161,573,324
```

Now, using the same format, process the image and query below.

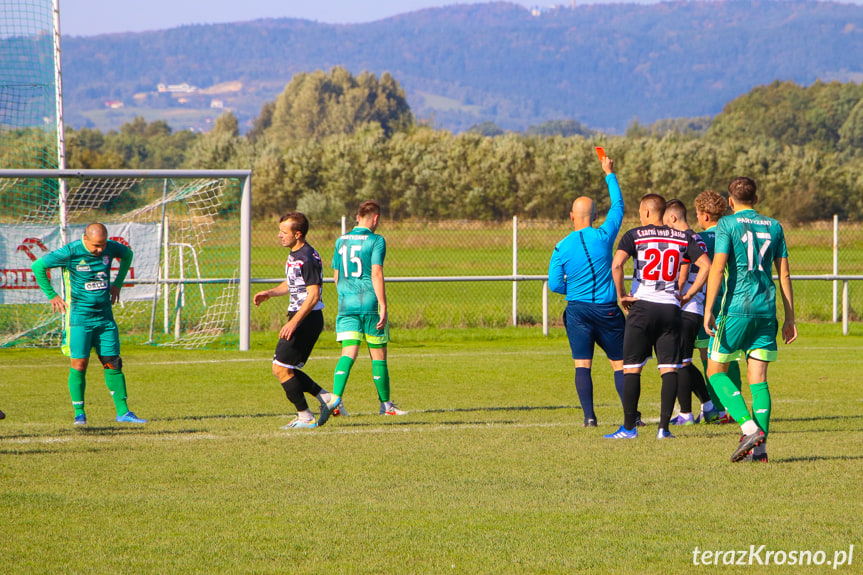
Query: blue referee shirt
548,173,624,304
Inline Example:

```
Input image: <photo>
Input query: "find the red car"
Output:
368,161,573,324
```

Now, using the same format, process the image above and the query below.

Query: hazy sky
56,0,863,36
59,0,615,36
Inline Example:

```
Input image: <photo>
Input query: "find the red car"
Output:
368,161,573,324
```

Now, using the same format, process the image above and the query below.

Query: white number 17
741,230,772,271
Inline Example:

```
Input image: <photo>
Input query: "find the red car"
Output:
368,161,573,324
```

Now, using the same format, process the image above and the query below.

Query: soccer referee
548,154,626,427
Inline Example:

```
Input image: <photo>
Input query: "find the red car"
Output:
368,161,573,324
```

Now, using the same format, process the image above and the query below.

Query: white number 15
338,244,363,278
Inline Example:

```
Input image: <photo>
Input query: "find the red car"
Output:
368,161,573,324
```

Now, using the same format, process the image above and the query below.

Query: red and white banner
0,223,161,304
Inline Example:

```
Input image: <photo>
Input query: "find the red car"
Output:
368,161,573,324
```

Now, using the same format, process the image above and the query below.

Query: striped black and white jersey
285,243,325,313
617,224,706,306
680,229,708,315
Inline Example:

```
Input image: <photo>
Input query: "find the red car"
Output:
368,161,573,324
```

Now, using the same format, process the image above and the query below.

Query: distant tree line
3,71,862,222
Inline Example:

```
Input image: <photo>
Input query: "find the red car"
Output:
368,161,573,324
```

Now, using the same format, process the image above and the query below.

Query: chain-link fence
250,216,863,333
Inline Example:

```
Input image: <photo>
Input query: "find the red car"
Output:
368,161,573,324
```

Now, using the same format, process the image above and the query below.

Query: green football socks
68,368,86,416
750,382,771,436
333,356,355,397
702,358,742,413
708,371,752,425
104,368,129,416
372,360,390,403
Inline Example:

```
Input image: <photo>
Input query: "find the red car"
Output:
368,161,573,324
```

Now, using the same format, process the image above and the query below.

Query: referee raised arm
548,154,626,427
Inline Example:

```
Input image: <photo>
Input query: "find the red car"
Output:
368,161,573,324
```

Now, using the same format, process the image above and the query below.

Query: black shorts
679,310,703,364
273,309,324,369
622,300,682,369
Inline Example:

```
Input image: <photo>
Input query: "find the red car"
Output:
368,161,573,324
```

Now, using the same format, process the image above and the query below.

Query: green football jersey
700,226,716,258
332,226,386,315
35,239,131,314
700,225,723,316
714,209,788,318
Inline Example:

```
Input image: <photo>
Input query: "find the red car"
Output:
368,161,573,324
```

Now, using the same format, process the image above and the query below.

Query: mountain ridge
60,0,863,133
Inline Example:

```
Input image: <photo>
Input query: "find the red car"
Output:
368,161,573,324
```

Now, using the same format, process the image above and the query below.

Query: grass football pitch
1,323,861,573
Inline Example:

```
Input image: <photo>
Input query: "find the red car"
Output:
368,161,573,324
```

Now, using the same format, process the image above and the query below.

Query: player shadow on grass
0,447,66,456
322,419,522,429
157,406,580,423
423,404,576,414
770,414,863,423
773,455,863,463
73,427,209,437
158,412,284,422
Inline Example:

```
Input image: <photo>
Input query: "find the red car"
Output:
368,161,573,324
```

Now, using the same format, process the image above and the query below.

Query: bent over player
325,200,406,416
606,195,711,439
254,212,338,429
31,223,146,425
704,177,797,462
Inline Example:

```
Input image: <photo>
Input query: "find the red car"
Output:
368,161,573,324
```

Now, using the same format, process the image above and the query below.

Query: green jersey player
704,177,797,462
31,223,146,425
325,200,406,416
692,189,742,424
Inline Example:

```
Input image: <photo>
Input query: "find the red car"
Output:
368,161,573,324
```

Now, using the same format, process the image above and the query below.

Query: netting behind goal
0,0,58,171
0,172,247,349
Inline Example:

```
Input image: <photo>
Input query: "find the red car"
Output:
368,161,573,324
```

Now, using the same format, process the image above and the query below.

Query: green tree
186,112,249,169
261,67,413,147
468,121,504,137
524,119,594,138
707,80,863,150
838,98,863,152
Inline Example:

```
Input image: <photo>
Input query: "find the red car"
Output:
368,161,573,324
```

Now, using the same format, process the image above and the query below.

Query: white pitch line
2,345,860,370
0,349,563,368
5,398,849,446
1,420,580,446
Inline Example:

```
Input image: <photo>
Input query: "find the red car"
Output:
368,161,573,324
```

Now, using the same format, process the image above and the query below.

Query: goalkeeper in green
325,200,407,416
31,223,146,425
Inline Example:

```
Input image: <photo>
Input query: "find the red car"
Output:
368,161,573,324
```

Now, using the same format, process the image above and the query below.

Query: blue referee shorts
564,301,625,361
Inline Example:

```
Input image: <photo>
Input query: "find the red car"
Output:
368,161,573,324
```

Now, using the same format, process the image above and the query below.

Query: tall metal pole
542,280,548,336
147,179,170,343
163,216,171,334
52,0,68,244
512,216,518,326
239,175,252,351
833,214,838,323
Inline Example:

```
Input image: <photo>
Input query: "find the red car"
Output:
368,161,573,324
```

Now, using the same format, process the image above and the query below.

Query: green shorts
694,325,710,349
708,314,778,363
335,314,389,346
63,314,121,359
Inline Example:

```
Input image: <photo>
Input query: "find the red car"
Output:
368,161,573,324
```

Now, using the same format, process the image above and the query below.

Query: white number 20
338,244,363,278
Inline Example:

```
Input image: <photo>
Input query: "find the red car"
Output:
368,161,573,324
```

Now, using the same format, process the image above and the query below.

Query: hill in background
61,0,863,133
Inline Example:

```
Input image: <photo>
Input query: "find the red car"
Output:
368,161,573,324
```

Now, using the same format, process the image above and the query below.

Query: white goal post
0,169,253,350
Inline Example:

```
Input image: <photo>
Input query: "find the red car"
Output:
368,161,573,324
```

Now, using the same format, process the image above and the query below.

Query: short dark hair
358,200,380,219
640,193,666,217
728,177,757,204
665,199,687,222
279,211,309,237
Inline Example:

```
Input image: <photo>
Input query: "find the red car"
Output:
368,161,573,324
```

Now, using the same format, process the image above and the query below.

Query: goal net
0,171,249,349
1,0,60,166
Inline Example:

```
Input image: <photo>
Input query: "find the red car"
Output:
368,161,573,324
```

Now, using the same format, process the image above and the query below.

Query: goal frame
0,168,253,350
